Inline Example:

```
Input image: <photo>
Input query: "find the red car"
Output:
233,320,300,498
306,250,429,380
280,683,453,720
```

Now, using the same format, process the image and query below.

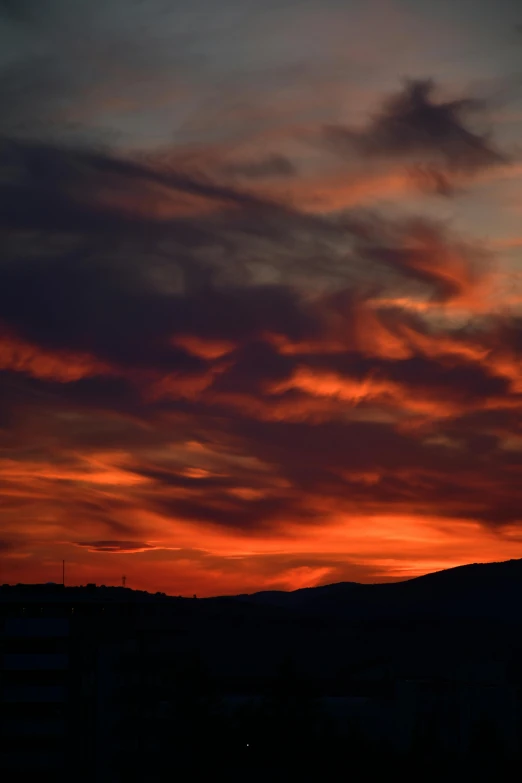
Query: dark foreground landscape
3,559,522,781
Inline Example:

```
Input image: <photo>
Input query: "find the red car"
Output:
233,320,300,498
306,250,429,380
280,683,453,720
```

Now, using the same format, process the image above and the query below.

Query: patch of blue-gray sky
1,0,520,149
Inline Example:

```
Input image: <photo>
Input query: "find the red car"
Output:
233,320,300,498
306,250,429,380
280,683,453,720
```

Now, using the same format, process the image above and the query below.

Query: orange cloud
171,335,236,359
270,366,463,420
0,333,112,382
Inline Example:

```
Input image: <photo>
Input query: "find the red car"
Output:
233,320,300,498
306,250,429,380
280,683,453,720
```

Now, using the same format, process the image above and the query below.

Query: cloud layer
1,0,522,594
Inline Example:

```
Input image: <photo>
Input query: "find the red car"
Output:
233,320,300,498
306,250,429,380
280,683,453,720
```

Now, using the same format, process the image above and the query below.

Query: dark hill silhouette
226,558,522,622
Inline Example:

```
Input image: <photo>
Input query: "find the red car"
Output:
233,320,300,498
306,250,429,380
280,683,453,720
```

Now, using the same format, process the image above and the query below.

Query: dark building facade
0,584,177,782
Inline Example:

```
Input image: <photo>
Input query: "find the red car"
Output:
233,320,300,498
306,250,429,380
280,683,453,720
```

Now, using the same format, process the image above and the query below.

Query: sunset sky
1,0,522,595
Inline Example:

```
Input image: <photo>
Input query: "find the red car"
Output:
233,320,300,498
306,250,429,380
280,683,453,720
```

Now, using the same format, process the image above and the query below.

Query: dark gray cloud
324,80,506,187
221,154,296,180
0,139,333,368
0,138,489,379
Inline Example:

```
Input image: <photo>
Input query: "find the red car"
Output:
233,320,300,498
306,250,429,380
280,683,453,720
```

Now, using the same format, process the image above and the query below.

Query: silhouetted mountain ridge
229,558,522,621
